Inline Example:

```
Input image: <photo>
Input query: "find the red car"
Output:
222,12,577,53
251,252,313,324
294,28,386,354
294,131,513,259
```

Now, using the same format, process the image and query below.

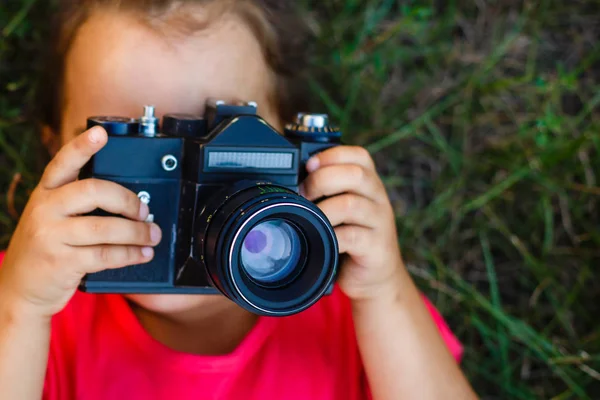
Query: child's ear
41,124,61,157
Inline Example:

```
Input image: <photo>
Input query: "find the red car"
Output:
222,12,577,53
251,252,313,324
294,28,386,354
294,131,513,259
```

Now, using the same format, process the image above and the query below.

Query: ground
1,0,600,398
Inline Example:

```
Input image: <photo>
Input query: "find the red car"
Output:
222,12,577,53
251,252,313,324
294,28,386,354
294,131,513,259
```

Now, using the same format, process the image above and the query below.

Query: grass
2,0,600,398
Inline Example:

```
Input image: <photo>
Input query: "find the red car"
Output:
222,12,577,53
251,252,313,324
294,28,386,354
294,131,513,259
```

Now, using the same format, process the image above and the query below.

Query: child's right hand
0,126,162,319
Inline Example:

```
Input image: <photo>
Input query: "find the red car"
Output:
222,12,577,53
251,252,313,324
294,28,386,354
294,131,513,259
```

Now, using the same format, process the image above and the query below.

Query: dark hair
37,0,313,136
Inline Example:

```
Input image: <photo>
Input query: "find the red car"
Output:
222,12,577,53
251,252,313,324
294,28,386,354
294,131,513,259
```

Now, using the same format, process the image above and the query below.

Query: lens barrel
197,182,338,316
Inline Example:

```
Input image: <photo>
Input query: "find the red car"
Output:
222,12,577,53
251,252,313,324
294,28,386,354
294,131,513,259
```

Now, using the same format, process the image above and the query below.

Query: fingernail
141,247,153,258
88,127,103,144
306,157,320,173
150,224,162,244
139,202,149,220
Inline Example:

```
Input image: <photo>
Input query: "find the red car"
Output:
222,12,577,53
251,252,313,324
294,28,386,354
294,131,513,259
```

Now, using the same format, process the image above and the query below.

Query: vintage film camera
79,100,342,316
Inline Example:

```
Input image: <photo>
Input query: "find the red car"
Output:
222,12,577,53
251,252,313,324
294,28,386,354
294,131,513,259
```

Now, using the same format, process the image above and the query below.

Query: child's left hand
300,146,405,303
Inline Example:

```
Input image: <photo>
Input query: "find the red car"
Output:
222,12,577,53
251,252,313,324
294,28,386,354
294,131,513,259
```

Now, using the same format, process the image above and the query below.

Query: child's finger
317,194,380,229
305,146,375,173
74,244,154,273
40,126,108,190
301,164,386,203
60,217,161,247
334,225,373,258
50,178,148,221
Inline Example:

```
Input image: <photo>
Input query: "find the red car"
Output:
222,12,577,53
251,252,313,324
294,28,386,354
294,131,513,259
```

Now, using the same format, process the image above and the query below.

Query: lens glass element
240,220,303,284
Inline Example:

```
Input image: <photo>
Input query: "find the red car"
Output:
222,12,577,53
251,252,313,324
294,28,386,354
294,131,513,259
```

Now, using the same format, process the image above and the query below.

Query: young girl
0,1,477,399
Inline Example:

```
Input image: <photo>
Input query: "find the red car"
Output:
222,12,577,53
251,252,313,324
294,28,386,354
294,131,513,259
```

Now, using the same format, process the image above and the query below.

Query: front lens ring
226,202,336,315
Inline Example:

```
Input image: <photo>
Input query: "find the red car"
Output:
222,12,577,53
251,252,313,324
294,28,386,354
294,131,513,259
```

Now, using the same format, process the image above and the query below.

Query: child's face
59,8,281,315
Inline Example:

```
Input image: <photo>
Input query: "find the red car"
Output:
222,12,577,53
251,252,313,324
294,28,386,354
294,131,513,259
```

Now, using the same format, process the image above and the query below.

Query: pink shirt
0,252,462,399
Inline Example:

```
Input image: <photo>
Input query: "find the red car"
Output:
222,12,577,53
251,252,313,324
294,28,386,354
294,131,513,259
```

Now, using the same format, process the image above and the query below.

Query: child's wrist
0,302,52,331
351,265,422,318
0,281,52,327
349,268,417,314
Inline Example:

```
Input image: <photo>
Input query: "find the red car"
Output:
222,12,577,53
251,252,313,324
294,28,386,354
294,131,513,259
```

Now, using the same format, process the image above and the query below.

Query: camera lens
240,220,304,285
198,182,338,316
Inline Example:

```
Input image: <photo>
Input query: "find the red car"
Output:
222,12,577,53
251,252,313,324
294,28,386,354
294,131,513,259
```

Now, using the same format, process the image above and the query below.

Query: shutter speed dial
284,113,341,143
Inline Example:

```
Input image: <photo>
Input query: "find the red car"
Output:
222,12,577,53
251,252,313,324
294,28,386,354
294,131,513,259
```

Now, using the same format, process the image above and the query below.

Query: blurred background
1,0,600,398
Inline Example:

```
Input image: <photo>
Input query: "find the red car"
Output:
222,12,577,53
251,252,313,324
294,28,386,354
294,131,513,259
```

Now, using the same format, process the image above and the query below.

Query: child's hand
0,127,161,319
301,146,404,302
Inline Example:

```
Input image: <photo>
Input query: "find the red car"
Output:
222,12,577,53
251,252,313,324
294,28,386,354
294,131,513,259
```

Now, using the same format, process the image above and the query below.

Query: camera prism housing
79,100,342,316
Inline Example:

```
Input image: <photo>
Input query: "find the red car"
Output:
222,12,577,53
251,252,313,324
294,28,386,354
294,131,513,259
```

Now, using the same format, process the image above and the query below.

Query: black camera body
80,100,342,316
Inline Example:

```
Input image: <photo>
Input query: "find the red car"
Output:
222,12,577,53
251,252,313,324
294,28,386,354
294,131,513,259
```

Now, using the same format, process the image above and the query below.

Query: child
0,1,477,399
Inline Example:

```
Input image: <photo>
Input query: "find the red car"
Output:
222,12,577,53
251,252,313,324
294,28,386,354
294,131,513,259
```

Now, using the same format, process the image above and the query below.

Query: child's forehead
60,9,278,142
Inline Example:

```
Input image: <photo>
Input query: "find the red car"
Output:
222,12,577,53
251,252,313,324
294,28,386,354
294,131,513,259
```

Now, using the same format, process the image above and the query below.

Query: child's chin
124,293,233,315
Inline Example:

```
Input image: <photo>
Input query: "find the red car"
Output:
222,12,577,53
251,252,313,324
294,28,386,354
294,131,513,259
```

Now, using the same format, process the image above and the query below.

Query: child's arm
0,293,52,399
0,127,160,399
302,146,477,400
351,272,476,400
